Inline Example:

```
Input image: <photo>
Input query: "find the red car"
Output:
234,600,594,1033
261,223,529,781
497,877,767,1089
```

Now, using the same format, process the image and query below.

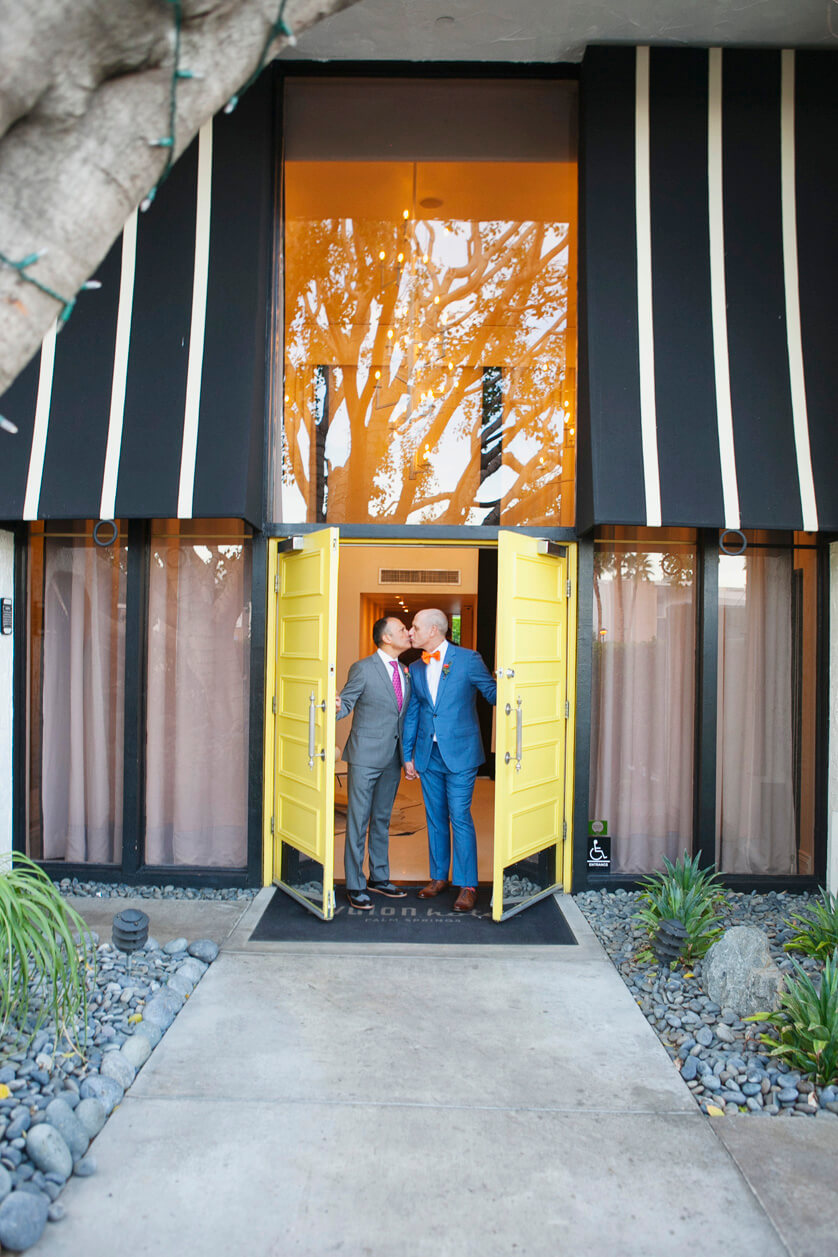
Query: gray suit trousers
344,749,402,890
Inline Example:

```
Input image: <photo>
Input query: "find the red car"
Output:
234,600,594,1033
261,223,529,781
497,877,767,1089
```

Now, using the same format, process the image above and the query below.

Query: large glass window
144,521,251,868
589,529,697,874
716,532,818,875
277,78,577,526
27,522,127,863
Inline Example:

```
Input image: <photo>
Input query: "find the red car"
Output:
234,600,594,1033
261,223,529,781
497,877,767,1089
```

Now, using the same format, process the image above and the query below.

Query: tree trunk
0,0,357,395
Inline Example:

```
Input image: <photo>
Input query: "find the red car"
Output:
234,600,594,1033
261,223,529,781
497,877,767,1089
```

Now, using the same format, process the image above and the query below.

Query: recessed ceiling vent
379,568,461,585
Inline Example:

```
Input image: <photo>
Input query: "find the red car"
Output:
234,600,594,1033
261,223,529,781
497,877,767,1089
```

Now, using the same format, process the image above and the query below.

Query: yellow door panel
493,532,574,921
269,529,339,919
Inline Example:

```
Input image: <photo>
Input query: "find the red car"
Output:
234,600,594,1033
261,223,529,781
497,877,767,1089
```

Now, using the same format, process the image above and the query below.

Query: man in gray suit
336,616,411,910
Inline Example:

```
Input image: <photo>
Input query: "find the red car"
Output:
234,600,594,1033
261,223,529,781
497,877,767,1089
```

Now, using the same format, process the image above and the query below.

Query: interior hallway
333,775,495,883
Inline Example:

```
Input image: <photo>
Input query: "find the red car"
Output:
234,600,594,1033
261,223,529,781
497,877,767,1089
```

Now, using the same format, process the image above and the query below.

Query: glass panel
27,522,127,864
716,535,817,874
278,78,577,526
279,847,326,913
145,521,251,868
497,849,557,915
589,528,697,874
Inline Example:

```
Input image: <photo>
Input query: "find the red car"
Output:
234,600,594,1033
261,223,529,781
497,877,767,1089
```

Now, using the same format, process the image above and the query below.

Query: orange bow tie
422,650,440,664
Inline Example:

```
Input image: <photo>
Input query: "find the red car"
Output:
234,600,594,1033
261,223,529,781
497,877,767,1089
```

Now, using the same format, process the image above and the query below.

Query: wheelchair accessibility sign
587,821,611,870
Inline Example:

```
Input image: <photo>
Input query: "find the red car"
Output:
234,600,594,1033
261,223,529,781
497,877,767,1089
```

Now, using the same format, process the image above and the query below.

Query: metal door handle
308,692,326,769
503,696,523,771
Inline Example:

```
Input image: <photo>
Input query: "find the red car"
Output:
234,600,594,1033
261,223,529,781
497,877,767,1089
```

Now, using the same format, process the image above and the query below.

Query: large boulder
702,926,784,1016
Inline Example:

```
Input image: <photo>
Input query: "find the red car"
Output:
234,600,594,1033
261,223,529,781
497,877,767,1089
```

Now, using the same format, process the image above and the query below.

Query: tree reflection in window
282,162,576,525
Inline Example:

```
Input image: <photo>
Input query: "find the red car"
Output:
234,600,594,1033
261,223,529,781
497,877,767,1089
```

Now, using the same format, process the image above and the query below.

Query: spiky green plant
785,889,838,958
0,853,95,1052
747,949,838,1087
634,852,724,962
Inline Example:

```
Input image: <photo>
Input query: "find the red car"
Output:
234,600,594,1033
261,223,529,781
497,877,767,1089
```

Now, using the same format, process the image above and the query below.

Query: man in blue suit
403,608,497,912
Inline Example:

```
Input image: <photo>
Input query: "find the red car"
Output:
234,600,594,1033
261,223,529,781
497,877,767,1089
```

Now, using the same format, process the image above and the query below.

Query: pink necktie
390,660,403,711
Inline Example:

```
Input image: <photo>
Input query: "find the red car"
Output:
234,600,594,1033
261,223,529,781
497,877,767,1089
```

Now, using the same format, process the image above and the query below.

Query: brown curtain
144,524,251,867
589,540,696,874
716,550,795,874
40,535,125,862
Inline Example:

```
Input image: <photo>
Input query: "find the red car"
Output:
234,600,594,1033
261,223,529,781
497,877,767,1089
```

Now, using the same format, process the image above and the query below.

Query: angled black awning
577,46,838,534
0,75,273,528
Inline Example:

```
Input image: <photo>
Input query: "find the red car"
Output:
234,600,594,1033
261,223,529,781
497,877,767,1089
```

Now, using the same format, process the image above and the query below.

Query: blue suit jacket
402,643,497,773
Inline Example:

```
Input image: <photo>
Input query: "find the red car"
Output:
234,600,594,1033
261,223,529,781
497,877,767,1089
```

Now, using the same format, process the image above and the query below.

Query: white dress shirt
424,638,448,706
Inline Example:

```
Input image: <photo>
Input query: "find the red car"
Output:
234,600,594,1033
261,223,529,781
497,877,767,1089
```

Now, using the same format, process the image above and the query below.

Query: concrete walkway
31,892,838,1257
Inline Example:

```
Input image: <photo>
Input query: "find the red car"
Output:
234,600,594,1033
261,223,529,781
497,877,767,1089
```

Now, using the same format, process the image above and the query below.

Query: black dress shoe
367,881,407,898
347,890,373,910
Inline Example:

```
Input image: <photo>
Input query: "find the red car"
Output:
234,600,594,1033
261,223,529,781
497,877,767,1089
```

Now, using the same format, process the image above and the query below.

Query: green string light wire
1,0,296,361
224,0,294,114
141,0,184,211
0,250,79,327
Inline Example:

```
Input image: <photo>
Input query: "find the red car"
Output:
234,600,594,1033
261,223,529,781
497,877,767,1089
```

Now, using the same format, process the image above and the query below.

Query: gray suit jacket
337,653,411,769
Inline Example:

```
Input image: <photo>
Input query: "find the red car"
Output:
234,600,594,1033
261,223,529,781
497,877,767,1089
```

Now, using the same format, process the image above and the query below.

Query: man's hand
335,696,342,713
404,761,418,780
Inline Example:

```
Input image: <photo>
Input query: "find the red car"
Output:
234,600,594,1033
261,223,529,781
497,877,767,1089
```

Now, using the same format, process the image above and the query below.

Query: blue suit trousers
420,742,479,888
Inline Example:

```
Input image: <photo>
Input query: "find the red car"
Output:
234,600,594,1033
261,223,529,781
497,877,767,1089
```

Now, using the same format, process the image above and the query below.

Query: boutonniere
402,666,409,678
442,661,451,677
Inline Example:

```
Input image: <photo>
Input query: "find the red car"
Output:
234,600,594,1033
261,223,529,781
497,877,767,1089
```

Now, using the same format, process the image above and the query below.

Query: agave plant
785,889,838,958
634,852,724,962
747,949,838,1087
0,853,95,1051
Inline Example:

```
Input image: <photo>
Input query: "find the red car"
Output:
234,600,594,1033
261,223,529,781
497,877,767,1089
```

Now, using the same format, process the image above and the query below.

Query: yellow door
493,532,575,921
267,529,339,919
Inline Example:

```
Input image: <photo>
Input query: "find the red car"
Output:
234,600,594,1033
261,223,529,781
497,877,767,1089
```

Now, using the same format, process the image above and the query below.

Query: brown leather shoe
417,879,448,899
452,886,478,913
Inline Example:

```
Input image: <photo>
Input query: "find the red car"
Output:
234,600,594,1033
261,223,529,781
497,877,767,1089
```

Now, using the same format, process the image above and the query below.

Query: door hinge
566,578,572,598
274,573,280,592
270,815,275,835
272,695,277,715
565,699,570,719
562,820,567,839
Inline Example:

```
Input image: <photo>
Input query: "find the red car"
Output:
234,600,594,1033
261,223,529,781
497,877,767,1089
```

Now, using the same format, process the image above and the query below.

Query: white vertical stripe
781,49,818,533
22,322,57,521
99,210,138,521
177,121,213,519
707,48,740,531
634,46,662,528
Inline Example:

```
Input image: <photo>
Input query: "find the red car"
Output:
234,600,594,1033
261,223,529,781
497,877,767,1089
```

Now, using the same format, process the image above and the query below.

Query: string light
224,0,295,115
0,250,88,329
141,0,185,212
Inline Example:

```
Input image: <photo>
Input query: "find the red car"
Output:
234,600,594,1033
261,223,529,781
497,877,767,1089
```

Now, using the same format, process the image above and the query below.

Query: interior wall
0,530,13,856
335,545,479,757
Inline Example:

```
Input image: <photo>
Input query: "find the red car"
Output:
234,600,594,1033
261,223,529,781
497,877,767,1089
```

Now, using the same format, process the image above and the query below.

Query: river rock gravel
575,888,837,1120
0,929,220,1250
58,878,258,901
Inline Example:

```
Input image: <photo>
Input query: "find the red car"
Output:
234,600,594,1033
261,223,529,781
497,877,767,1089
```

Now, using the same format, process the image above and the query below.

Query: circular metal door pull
505,703,512,715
